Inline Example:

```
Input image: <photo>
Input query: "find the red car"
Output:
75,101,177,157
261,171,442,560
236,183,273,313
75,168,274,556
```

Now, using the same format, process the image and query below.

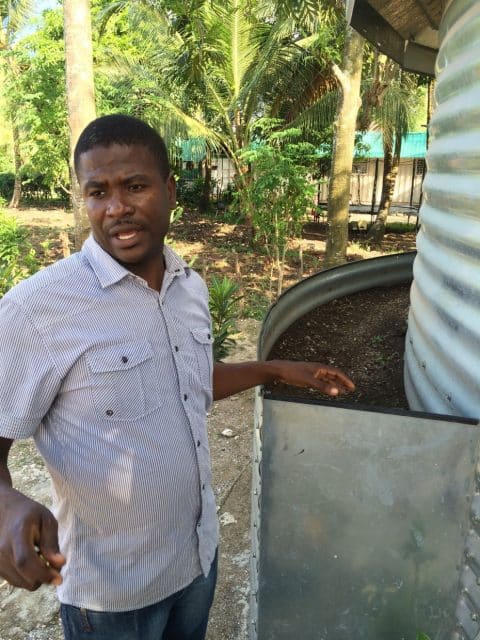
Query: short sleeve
0,297,62,439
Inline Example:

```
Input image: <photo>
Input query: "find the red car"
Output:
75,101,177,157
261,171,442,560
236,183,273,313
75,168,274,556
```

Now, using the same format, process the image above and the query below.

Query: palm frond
145,96,226,151
286,89,338,133
1,0,34,46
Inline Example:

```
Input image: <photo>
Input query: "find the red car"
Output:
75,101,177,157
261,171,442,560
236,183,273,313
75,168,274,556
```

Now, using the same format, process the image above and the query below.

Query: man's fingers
274,361,355,396
0,563,42,591
38,516,66,574
314,367,355,391
315,381,340,397
8,539,52,590
11,519,62,588
13,541,54,588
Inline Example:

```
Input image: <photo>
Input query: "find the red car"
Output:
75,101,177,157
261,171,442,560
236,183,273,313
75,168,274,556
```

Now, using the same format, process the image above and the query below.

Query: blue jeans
60,553,218,640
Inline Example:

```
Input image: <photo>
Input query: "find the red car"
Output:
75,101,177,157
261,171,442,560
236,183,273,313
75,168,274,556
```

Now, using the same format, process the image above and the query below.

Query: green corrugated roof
180,131,427,162
316,131,427,159
180,137,207,162
356,131,427,158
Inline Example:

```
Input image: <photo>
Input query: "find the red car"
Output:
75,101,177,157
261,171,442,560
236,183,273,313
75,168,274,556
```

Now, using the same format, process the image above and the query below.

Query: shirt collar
82,235,190,289
163,243,190,278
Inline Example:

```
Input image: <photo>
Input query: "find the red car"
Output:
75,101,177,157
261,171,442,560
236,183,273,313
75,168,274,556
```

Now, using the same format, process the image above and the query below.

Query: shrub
208,276,242,361
0,213,39,298
239,121,316,297
0,173,15,203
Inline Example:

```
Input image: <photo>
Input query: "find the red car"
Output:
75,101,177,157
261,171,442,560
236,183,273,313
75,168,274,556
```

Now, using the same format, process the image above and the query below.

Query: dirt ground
9,207,417,315
1,207,417,639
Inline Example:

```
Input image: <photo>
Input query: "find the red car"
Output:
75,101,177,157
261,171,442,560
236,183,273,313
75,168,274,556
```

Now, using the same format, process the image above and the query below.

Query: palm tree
63,0,96,249
100,0,339,233
324,24,364,268
263,2,366,269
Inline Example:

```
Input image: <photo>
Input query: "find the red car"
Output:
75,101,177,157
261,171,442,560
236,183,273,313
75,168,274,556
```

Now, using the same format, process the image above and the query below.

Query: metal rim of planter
258,251,416,360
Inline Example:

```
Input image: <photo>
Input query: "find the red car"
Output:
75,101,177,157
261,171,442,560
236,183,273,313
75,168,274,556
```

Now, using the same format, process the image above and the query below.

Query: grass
386,221,418,233
242,288,271,320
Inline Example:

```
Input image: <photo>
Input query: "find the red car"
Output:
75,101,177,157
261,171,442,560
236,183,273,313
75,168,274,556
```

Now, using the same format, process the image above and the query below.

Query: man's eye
129,184,144,192
88,190,104,198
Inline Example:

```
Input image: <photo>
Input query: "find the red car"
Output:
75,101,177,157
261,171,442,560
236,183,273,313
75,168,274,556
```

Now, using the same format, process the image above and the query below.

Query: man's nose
105,193,132,217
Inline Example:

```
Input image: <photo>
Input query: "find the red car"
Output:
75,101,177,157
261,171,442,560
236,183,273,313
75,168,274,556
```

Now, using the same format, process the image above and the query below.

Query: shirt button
202,484,205,490
174,346,179,352
197,440,201,447
106,409,114,416
121,356,128,363
184,394,188,401
207,333,211,339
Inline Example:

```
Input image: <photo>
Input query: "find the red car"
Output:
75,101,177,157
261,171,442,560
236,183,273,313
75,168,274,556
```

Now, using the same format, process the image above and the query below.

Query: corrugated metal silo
404,0,480,419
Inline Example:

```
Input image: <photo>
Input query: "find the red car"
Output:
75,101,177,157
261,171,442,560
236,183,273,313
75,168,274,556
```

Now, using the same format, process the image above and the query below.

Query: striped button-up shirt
0,236,218,611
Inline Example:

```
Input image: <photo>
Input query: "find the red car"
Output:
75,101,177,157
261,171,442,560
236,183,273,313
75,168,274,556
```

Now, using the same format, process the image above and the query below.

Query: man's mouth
116,230,138,241
108,224,143,244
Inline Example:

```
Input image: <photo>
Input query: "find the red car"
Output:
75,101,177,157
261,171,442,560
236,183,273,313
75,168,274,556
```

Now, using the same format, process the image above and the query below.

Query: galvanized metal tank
250,254,480,640
404,0,480,419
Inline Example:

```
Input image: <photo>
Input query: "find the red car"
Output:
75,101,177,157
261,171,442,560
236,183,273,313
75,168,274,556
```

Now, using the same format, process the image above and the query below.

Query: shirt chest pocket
190,327,214,390
86,341,162,421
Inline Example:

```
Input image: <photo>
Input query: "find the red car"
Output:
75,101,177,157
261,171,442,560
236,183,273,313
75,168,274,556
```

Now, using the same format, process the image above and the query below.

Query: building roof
181,131,428,163
357,131,427,159
316,131,427,159
346,0,445,76
179,137,207,163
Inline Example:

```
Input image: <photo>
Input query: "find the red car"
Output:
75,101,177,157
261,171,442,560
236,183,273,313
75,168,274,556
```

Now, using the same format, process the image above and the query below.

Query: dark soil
266,283,411,411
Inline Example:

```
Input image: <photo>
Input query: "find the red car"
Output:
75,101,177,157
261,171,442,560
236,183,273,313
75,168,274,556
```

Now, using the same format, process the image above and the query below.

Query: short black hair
74,114,171,180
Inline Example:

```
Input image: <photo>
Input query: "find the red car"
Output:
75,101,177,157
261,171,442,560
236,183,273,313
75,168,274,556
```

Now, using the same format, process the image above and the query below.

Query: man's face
77,143,176,282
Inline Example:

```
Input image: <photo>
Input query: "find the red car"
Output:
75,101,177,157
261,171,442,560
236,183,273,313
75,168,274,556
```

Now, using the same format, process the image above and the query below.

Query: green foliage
239,120,316,295
208,275,242,361
214,182,242,223
241,287,270,320
96,0,343,194
4,8,70,196
386,221,418,234
170,203,184,226
416,633,431,640
177,176,215,212
0,0,424,219
0,212,38,297
165,202,186,251
0,173,14,202
1,0,345,207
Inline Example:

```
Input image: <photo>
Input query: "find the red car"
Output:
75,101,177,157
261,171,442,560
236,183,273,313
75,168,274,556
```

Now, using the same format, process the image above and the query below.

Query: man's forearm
212,361,282,400
212,360,356,400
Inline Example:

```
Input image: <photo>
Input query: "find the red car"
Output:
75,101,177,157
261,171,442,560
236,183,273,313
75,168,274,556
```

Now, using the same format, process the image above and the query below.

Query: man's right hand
0,487,66,591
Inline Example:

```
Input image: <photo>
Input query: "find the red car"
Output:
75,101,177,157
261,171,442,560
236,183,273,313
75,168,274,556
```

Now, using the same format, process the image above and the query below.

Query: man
0,114,354,640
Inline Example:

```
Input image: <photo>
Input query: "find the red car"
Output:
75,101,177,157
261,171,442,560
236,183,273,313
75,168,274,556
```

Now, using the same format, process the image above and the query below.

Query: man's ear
167,173,177,209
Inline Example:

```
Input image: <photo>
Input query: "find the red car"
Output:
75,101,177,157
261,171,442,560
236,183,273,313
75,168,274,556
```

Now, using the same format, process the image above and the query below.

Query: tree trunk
324,27,364,269
236,165,255,244
63,0,96,250
200,150,212,214
8,123,22,209
366,129,402,245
